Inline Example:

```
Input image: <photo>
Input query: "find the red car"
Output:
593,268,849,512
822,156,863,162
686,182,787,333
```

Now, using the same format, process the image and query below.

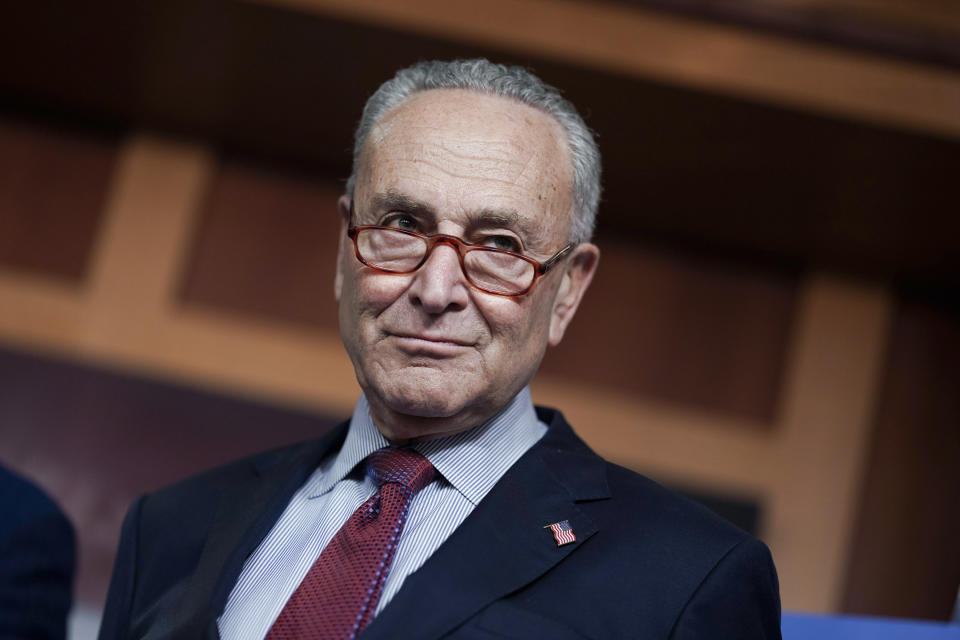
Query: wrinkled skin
335,89,599,443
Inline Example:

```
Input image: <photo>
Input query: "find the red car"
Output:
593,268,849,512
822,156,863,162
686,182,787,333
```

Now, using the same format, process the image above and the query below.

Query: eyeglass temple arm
540,244,576,273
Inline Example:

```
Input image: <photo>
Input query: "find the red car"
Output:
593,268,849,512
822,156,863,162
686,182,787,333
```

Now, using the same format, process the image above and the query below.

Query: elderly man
99,59,781,639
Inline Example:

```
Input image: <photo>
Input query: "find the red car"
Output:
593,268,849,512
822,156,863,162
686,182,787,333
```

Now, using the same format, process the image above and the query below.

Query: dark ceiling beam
617,0,960,71
259,0,960,140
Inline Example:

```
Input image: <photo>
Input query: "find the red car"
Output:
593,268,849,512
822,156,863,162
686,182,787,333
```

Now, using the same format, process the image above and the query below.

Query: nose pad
408,243,469,312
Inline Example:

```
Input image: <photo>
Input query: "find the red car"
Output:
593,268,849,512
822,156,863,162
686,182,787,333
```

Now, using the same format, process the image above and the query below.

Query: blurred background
0,0,958,636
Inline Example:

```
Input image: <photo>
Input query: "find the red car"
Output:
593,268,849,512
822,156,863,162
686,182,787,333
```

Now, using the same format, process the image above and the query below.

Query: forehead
357,89,574,235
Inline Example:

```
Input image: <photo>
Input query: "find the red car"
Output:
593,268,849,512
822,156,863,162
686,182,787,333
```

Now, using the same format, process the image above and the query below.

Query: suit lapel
167,423,349,639
360,413,608,640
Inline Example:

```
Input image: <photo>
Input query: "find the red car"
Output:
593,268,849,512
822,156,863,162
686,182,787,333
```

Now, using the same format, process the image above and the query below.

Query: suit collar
359,408,609,640
307,395,390,498
415,387,546,506
534,407,609,502
210,424,350,607
181,423,350,639
248,421,349,479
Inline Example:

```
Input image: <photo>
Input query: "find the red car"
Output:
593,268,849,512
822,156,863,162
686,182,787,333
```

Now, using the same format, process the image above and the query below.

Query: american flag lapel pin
544,520,576,547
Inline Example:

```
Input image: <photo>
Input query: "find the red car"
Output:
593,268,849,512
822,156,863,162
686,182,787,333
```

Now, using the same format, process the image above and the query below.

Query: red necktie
266,447,436,640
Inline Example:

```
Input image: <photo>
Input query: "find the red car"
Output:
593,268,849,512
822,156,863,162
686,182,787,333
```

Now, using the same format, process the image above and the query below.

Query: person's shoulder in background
0,463,76,640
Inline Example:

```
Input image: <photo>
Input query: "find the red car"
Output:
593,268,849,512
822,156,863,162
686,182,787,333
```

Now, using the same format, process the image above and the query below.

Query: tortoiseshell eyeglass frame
346,223,575,297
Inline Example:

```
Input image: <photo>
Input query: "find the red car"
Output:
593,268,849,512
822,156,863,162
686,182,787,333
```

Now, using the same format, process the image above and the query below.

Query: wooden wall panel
180,158,342,328
842,299,960,621
767,278,890,612
0,116,117,281
542,240,798,424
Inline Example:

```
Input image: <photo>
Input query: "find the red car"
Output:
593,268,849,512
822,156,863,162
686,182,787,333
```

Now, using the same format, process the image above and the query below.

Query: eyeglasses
346,225,575,296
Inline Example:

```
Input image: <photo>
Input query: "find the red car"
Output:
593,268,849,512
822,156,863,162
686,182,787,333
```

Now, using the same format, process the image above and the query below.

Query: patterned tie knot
366,447,435,494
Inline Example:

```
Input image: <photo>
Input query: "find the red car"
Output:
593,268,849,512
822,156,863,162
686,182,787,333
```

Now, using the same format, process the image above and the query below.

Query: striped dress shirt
217,387,547,640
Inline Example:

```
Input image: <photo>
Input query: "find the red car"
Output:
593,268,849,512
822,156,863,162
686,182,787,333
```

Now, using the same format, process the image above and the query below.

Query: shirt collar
307,394,390,498
308,387,546,505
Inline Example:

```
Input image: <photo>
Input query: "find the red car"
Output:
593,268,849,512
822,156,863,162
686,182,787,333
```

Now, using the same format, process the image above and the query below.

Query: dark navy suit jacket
99,408,781,639
0,464,75,640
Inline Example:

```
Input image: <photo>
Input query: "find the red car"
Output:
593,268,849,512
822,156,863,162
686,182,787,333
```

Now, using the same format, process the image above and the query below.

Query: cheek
345,269,412,319
475,295,550,346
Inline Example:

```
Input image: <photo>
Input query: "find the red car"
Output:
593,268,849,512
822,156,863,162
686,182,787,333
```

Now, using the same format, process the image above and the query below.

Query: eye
481,234,523,253
382,213,419,231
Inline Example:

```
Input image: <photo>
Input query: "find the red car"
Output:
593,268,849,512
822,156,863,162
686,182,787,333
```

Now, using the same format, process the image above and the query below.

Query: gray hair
346,59,601,242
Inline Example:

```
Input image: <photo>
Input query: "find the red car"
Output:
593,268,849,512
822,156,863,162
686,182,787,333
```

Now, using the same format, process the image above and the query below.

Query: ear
334,195,352,302
548,243,599,346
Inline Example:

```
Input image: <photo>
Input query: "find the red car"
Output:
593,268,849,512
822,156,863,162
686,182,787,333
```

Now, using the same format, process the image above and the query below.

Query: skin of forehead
356,89,575,247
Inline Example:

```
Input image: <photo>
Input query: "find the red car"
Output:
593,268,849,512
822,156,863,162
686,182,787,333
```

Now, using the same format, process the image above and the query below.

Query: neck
368,403,497,445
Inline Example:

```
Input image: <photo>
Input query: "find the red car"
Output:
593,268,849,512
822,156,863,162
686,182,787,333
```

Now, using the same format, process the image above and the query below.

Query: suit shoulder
520,410,780,637
126,440,310,545
582,461,779,634
156,436,333,506
161,439,305,491
604,460,753,551
139,423,350,531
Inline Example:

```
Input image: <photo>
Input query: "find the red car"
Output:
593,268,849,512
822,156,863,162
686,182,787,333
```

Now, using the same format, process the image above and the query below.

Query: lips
389,332,474,347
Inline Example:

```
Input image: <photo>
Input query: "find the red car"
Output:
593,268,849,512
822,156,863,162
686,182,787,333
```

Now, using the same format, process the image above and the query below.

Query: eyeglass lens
355,228,536,295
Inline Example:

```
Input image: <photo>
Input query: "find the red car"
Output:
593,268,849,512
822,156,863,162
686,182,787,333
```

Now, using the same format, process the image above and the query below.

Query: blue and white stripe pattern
217,387,547,640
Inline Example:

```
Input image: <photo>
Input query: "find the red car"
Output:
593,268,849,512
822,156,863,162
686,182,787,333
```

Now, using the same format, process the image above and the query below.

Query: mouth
388,332,474,355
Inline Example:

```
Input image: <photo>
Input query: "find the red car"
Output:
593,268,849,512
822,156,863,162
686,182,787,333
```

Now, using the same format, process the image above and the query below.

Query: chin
368,367,477,417
385,384,469,418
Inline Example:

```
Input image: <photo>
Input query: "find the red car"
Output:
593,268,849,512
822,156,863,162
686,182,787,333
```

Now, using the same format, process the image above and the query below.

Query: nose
407,242,470,314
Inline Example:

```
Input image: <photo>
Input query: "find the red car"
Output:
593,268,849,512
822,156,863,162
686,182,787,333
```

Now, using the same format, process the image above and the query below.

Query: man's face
336,89,598,442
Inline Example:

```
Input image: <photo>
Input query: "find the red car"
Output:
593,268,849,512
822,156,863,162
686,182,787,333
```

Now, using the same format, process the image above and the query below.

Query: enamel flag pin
544,520,576,546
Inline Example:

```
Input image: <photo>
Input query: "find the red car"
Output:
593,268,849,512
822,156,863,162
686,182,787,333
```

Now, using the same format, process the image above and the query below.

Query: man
99,59,781,639
0,463,75,640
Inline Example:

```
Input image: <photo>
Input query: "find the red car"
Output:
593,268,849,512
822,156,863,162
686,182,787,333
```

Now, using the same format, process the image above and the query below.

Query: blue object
783,613,960,639
0,464,75,640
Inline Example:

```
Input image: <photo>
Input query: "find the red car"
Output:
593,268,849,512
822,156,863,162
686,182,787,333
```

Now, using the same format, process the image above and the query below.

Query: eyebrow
367,192,433,218
466,209,535,242
365,191,540,245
